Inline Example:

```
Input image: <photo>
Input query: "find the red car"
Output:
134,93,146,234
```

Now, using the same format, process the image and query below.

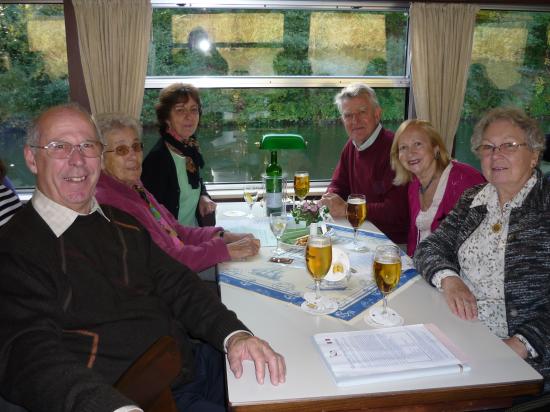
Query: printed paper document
314,324,470,386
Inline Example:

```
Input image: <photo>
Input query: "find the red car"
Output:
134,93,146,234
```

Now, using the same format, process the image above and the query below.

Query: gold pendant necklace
492,204,507,233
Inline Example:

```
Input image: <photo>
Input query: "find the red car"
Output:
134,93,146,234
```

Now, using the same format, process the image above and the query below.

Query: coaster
300,297,338,315
364,306,404,328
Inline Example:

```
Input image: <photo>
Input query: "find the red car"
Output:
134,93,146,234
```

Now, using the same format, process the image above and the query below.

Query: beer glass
269,212,288,255
293,171,310,206
302,234,337,314
243,183,260,218
346,194,367,251
366,245,403,326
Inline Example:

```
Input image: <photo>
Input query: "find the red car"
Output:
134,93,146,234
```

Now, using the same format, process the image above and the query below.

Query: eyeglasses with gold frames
104,142,144,156
475,142,528,157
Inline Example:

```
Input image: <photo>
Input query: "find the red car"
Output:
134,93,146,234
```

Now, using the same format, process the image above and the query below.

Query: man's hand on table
441,277,478,321
318,193,346,217
226,332,286,385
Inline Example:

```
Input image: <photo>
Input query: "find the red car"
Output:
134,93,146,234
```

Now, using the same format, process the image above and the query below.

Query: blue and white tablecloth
219,223,418,321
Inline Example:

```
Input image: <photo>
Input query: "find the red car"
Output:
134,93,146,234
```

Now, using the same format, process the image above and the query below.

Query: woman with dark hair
0,158,23,227
141,83,217,227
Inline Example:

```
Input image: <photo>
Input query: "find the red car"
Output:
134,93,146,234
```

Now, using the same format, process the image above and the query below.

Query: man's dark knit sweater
0,203,247,412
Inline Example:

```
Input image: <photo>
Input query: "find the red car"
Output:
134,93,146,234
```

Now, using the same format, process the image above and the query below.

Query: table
216,202,542,411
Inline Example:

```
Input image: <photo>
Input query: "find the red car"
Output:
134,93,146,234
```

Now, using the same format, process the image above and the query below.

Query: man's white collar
353,123,382,151
32,189,109,237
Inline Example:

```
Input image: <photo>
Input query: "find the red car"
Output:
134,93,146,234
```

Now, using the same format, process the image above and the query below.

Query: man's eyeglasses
475,142,528,157
104,142,144,156
342,109,370,121
30,140,105,159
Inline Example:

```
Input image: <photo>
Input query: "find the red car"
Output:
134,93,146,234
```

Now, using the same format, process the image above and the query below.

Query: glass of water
269,211,288,256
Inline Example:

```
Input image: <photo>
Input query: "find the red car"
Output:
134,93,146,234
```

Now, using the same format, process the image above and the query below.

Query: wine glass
269,212,288,255
365,245,403,327
346,194,367,252
302,234,338,315
294,171,310,207
243,183,260,218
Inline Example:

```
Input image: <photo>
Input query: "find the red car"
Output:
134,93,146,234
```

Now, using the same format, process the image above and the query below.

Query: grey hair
471,107,545,157
95,113,142,144
26,103,100,146
334,83,380,114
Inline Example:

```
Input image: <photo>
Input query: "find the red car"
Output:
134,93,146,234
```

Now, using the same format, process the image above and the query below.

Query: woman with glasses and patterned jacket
415,107,550,397
95,113,260,273
141,83,216,227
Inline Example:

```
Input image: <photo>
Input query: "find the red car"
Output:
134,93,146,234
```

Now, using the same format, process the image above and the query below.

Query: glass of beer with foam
293,171,310,206
346,194,367,252
301,234,338,315
366,244,403,326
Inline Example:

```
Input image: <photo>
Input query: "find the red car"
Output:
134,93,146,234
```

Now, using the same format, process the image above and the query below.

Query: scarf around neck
161,129,205,189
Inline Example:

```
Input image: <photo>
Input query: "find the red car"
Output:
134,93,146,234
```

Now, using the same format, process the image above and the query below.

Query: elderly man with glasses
0,104,285,412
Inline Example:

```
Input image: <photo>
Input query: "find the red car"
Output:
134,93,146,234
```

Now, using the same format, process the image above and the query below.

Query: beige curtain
72,0,152,118
410,3,479,153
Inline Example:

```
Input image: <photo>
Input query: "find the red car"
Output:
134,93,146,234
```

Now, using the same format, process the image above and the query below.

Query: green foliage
0,5,68,125
462,63,505,119
463,11,550,121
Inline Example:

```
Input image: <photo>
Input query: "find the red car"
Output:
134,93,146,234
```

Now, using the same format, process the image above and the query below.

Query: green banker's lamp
258,133,306,215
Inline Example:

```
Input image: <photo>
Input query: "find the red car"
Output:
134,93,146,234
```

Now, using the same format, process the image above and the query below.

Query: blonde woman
390,120,484,255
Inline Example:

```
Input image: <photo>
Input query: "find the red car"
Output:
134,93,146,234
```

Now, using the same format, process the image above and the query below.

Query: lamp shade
259,134,306,150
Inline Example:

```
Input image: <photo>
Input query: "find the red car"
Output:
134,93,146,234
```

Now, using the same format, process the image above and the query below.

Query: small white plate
223,210,247,217
325,247,349,282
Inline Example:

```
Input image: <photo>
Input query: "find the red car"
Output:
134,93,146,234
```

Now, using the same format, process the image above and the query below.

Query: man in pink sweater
318,84,409,244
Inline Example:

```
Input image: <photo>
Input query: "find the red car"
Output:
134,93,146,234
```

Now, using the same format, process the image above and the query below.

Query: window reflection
149,9,408,77
0,4,69,188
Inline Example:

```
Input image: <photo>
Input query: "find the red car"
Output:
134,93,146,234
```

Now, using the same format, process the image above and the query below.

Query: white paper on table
218,216,277,247
313,324,470,387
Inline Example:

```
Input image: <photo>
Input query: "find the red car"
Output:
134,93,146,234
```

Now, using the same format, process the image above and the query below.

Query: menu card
314,324,470,387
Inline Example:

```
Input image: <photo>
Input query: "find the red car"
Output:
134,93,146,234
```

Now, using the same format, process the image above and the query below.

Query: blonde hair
390,119,451,186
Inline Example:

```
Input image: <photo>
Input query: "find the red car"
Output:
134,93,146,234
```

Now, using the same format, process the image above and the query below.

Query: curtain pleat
72,0,152,118
410,3,479,153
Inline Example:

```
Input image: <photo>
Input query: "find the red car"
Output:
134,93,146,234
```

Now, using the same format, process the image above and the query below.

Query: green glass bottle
265,150,283,216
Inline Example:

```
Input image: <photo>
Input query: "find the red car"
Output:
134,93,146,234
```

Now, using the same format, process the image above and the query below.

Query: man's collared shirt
31,189,109,237
352,123,382,152
31,189,142,412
